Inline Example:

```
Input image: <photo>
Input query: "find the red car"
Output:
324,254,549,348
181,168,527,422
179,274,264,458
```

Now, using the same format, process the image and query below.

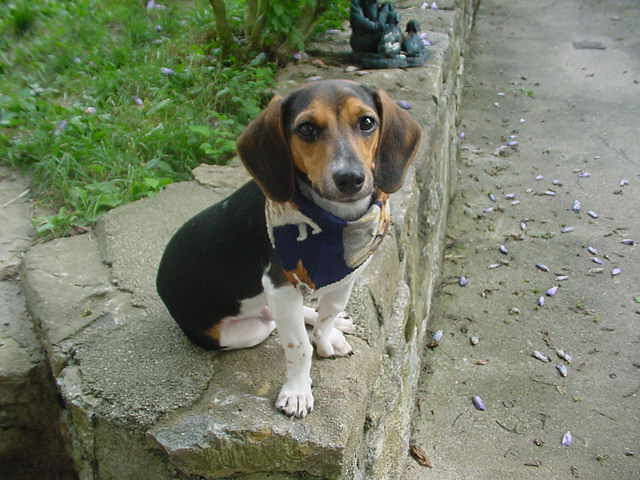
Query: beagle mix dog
157,79,421,417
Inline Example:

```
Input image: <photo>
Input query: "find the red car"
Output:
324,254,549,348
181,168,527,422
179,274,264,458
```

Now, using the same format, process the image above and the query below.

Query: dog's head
237,79,422,203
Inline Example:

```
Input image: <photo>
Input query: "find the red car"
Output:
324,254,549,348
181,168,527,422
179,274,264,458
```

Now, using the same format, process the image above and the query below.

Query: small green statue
349,0,428,69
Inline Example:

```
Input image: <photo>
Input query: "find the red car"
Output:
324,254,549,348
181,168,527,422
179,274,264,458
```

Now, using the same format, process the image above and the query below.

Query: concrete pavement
404,0,640,478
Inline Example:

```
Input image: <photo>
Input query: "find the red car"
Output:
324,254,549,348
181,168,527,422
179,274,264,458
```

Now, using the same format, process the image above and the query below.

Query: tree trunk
209,0,233,53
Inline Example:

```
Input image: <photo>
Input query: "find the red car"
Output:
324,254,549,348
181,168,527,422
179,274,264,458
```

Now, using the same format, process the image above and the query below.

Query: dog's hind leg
213,293,275,350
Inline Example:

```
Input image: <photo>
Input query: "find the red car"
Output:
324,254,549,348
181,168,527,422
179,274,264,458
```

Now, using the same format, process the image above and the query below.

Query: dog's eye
358,116,377,133
295,122,318,140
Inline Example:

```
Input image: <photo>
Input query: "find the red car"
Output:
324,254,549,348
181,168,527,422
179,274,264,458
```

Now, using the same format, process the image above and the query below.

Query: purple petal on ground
458,276,469,287
504,193,516,199
546,286,559,296
132,96,144,106
587,246,598,255
459,131,465,139
499,244,508,254
587,210,599,219
482,207,494,214
535,174,544,180
620,178,629,186
592,257,604,265
556,364,568,377
520,222,528,231
556,275,569,281
577,171,591,178
472,395,486,411
507,140,519,147
611,267,622,276
511,200,521,205
397,100,412,110
572,199,582,212
535,263,550,272
556,349,573,363
552,179,562,185
621,239,635,245
432,330,443,342
560,226,575,233
532,350,550,362
488,263,501,269
431,2,438,9
53,120,68,136
537,296,545,307
561,431,573,446
488,193,497,202
544,190,557,196
160,67,175,75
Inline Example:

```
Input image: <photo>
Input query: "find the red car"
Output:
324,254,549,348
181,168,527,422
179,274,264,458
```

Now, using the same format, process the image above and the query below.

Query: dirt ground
404,0,640,479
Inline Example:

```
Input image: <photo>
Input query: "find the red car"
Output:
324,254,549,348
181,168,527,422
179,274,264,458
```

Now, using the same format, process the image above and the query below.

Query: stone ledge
18,1,480,478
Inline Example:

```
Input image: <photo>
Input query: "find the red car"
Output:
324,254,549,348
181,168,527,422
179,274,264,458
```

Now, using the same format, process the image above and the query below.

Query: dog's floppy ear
373,89,422,193
237,95,294,202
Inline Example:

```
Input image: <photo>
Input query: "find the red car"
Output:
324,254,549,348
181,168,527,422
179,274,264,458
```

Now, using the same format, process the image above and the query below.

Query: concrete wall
9,1,479,478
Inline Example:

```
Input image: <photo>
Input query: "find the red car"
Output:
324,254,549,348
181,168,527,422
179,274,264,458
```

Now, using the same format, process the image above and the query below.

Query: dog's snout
333,170,365,195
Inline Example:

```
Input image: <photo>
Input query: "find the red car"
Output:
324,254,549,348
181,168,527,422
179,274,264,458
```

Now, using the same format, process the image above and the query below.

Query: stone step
19,2,480,478
0,167,73,478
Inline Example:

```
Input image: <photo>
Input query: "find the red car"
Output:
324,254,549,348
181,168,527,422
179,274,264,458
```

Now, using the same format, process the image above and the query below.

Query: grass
0,0,278,236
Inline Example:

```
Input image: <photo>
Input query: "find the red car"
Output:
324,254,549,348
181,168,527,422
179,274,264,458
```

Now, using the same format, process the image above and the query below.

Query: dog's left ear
237,95,295,203
373,89,423,193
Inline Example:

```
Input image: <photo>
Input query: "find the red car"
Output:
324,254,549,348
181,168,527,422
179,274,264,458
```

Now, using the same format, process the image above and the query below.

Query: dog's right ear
237,95,295,203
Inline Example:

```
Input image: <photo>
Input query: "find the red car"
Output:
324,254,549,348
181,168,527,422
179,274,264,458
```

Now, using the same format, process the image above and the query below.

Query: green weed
0,0,276,236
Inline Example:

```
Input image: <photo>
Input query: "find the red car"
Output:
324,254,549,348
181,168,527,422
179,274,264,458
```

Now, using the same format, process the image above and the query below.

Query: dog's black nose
333,170,365,195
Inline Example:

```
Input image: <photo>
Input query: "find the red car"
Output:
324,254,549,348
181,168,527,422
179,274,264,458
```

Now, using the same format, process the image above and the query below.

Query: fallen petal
556,349,573,363
546,286,559,296
587,210,599,219
535,263,550,272
621,239,635,245
619,178,629,186
552,179,562,185
511,200,521,205
535,174,544,180
472,395,486,411
488,193,497,202
432,330,443,343
556,364,568,377
587,246,598,255
458,276,469,287
470,336,480,346
488,263,502,269
561,431,573,446
397,100,412,110
572,199,582,212
611,267,622,276
504,193,517,199
578,171,591,178
537,296,545,307
556,275,569,281
592,257,604,265
560,226,575,233
520,221,528,231
544,190,557,196
160,67,175,75
499,244,508,254
532,350,550,362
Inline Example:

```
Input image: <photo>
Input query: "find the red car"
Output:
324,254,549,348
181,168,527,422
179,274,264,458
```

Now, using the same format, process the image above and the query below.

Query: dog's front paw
276,380,314,417
334,312,356,334
313,327,353,358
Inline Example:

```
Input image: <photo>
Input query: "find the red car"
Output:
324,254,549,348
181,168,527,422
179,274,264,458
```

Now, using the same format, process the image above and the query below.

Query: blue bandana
266,190,390,295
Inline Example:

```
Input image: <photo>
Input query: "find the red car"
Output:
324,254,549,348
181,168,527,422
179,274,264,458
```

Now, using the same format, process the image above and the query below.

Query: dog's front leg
312,278,356,358
262,277,314,417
